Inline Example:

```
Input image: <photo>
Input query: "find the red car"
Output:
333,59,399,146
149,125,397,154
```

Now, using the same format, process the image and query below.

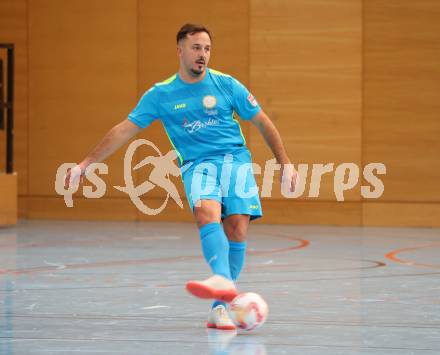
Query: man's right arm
78,119,141,171
64,119,141,187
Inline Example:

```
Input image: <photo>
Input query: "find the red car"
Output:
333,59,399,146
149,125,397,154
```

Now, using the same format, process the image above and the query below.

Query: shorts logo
174,103,186,110
249,204,259,210
203,95,217,109
247,93,258,107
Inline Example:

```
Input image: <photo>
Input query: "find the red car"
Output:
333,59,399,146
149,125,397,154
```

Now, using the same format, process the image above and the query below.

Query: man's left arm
251,110,298,192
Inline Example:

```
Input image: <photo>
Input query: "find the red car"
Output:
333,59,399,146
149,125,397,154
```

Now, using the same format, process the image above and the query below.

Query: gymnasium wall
363,0,440,226
0,0,439,226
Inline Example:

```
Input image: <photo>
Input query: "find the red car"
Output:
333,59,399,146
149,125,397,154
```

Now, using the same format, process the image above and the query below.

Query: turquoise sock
212,240,247,309
199,222,232,280
228,240,247,281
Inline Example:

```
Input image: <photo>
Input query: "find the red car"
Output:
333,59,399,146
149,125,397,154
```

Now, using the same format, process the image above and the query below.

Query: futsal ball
229,292,269,331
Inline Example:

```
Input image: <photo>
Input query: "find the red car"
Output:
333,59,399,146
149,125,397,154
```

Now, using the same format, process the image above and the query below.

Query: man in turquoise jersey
65,24,298,330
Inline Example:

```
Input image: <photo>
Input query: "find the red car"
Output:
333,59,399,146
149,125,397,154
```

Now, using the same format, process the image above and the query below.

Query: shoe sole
206,322,236,330
186,281,238,302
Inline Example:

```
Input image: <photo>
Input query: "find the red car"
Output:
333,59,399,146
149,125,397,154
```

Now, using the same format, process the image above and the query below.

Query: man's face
178,31,211,77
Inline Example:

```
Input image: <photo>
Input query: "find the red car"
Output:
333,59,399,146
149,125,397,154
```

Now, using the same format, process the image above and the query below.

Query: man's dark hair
176,23,212,43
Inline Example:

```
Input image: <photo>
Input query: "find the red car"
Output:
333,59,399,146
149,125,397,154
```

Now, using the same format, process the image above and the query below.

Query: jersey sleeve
231,78,261,120
128,87,159,128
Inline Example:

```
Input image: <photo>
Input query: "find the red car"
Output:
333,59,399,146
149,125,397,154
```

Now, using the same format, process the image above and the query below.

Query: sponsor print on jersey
182,117,219,134
247,93,258,107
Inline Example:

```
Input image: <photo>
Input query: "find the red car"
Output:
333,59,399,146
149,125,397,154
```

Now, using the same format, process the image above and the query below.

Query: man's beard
190,67,204,76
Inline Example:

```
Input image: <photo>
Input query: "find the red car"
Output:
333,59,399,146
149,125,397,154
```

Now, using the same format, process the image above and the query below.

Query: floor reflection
0,279,14,355
0,230,16,355
207,329,267,355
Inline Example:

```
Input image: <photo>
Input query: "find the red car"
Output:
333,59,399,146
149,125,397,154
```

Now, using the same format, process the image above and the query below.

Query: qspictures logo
55,139,386,215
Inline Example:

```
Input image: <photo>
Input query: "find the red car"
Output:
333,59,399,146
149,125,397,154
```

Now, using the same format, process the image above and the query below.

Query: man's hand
63,165,84,190
280,163,299,192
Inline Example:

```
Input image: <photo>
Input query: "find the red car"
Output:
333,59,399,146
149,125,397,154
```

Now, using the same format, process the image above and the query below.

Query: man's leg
194,199,231,280
211,214,250,310
186,199,238,302
223,214,250,281
181,162,238,330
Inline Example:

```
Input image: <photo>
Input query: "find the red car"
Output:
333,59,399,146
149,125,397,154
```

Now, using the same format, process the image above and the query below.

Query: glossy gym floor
0,220,439,354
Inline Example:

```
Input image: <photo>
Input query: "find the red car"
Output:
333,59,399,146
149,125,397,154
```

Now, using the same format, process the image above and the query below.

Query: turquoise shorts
181,149,262,221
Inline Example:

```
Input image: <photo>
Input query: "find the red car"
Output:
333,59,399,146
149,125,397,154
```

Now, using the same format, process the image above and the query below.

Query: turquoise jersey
128,68,261,165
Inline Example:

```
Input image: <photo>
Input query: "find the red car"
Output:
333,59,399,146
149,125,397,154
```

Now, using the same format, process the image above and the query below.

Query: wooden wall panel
136,197,194,223
250,0,362,203
0,173,17,225
363,202,440,227
364,0,440,203
26,196,138,221
28,0,138,205
4,0,439,227
0,0,28,200
255,200,362,226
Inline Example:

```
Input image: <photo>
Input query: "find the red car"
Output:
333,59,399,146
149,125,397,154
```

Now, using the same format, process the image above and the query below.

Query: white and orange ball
229,292,269,331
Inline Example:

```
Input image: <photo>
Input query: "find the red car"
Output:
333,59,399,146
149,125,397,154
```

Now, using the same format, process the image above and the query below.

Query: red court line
0,236,310,276
385,243,440,269
251,234,310,256
250,259,386,271
0,236,148,249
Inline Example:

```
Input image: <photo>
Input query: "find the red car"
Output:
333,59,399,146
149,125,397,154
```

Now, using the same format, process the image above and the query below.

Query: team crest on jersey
202,95,217,109
247,93,258,107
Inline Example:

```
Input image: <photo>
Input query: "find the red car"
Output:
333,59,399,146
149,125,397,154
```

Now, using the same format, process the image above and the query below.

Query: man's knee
193,199,221,228
224,215,250,242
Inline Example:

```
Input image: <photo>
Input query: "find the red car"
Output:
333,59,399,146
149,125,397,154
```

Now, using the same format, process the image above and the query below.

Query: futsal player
65,24,298,330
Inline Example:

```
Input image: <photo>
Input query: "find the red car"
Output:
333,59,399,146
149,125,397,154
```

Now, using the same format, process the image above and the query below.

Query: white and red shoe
186,275,238,302
206,305,237,331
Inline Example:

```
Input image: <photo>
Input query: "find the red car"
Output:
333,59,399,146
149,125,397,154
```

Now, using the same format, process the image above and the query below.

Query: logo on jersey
247,93,258,107
202,95,217,109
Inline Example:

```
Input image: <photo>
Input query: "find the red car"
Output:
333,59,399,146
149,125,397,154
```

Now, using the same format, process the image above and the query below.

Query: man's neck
178,67,207,83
